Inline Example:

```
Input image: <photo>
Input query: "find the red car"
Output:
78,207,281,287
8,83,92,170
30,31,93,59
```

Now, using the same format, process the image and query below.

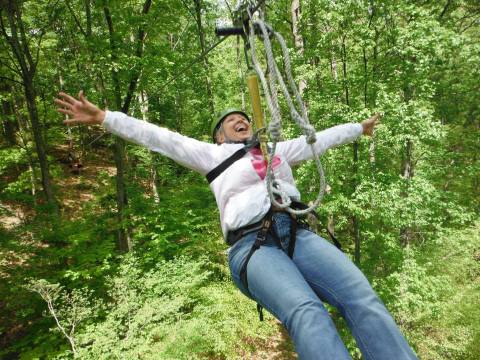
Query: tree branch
65,0,87,38
2,3,29,76
0,55,23,76
33,30,45,71
15,5,35,73
122,0,152,113
0,75,24,86
460,17,480,33
179,0,196,21
439,0,451,20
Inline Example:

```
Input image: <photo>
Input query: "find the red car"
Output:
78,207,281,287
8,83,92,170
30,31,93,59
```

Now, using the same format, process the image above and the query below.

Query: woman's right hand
55,91,105,126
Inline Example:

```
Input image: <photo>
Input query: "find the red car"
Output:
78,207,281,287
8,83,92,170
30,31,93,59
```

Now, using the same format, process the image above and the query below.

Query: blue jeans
228,212,418,360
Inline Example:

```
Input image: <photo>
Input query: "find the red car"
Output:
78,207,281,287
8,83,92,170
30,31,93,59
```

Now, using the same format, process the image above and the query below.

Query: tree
0,0,57,211
102,0,152,252
194,0,214,118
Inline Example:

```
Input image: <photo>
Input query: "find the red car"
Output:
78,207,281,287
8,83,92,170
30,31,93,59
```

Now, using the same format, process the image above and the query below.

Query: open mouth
235,124,248,133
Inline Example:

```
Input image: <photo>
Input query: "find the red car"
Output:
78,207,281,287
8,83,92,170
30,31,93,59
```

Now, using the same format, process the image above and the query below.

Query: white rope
247,7,326,216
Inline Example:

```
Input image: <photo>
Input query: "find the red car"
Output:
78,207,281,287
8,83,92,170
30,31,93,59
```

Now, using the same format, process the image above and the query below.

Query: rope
247,6,326,216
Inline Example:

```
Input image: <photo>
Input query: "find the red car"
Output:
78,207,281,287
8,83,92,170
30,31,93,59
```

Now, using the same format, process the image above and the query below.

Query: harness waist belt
226,206,291,246
226,219,265,246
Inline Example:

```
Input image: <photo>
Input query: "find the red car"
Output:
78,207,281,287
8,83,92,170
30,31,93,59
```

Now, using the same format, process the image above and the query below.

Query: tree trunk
0,82,17,145
1,1,57,211
304,3,322,89
401,139,414,180
24,81,57,209
103,1,152,252
331,56,338,81
291,0,307,96
103,5,130,252
193,0,215,119
85,0,92,37
341,33,361,264
12,92,37,200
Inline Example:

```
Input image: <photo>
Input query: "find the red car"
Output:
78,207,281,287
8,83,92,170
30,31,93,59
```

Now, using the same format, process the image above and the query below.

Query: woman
55,91,418,359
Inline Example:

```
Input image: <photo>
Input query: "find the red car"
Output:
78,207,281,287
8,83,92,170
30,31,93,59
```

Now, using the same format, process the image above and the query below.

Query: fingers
78,90,86,103
57,108,74,117
80,92,95,108
54,98,72,109
58,91,77,105
63,118,81,126
78,90,96,109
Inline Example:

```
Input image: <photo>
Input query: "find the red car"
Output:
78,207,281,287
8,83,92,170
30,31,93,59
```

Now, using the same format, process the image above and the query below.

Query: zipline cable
157,36,228,92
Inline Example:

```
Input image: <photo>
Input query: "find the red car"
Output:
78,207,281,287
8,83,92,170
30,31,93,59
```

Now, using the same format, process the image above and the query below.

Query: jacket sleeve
102,110,217,175
276,123,363,166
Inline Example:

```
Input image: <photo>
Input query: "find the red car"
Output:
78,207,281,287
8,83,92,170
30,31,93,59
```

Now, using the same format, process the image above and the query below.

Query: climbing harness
226,201,342,321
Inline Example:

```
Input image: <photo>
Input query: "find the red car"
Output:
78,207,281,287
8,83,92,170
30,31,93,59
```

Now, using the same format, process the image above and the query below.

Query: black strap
287,214,297,258
206,147,248,183
257,303,264,321
326,227,342,251
239,210,273,290
232,202,343,322
238,209,273,322
290,201,342,250
206,140,259,184
226,219,264,246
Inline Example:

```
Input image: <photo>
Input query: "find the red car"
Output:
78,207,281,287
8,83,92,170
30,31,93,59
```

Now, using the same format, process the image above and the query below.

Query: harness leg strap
238,210,274,321
239,240,261,289
287,214,297,258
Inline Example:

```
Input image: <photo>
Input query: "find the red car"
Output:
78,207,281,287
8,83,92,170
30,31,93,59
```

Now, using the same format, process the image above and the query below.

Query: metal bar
246,72,269,160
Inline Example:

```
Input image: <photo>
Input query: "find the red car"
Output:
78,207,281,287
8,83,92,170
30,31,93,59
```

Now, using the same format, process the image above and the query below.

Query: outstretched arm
277,113,381,166
55,91,218,175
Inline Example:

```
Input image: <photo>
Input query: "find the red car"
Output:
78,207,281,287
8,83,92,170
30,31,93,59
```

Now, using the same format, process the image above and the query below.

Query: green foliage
1,0,479,359
39,255,275,360
0,148,27,174
376,223,480,359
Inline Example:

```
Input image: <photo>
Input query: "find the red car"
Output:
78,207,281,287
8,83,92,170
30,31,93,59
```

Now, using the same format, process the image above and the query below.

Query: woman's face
216,113,252,144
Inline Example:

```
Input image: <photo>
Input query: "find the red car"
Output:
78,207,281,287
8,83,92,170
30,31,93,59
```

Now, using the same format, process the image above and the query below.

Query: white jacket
103,111,363,236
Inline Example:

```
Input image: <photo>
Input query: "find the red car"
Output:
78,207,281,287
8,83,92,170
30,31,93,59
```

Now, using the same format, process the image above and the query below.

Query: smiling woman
215,113,253,144
51,89,415,360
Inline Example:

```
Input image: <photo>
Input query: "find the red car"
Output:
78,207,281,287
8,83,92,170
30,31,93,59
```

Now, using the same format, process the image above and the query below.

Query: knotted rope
247,6,326,216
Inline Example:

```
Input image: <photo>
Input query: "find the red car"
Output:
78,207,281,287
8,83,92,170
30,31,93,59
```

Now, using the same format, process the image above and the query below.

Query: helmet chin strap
224,138,248,145
223,134,255,145
222,133,261,150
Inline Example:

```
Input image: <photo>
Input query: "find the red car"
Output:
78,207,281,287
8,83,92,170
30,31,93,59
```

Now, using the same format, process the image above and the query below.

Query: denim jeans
228,212,418,360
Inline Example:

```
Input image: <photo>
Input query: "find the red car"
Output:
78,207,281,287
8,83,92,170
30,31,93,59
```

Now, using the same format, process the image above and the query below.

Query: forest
0,0,479,359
